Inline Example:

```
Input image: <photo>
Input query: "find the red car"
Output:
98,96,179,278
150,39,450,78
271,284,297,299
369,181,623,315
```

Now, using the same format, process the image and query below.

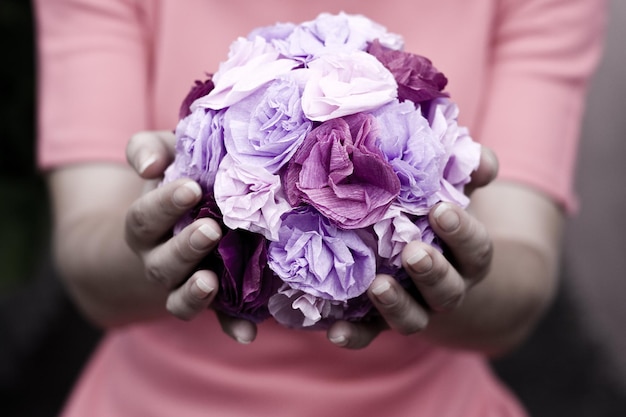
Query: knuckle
125,203,151,239
144,258,169,288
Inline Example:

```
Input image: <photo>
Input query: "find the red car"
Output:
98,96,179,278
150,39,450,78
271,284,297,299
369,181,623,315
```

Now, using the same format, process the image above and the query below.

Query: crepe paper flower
372,100,446,215
163,13,481,329
179,76,215,119
275,12,404,62
267,208,376,301
163,107,226,193
268,284,348,328
268,284,375,328
284,113,401,229
223,76,312,173
247,22,296,43
427,98,481,208
374,206,425,270
214,155,292,241
300,51,397,122
368,39,448,104
209,229,281,323
192,36,300,111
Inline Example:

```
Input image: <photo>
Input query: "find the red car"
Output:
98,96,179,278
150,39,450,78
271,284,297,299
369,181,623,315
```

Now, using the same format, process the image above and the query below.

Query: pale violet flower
278,12,404,61
214,155,292,241
301,50,397,122
372,100,446,215
267,208,376,301
223,76,312,173
268,284,348,328
163,107,226,192
373,206,424,269
427,98,481,208
192,36,299,111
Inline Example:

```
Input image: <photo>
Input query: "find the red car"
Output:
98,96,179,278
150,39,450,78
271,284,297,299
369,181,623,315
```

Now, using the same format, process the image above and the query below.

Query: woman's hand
125,131,222,320
124,131,257,342
325,146,561,352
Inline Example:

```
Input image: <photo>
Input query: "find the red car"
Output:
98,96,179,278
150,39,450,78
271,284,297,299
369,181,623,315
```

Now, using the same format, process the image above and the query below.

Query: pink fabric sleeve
34,0,150,169
476,0,606,212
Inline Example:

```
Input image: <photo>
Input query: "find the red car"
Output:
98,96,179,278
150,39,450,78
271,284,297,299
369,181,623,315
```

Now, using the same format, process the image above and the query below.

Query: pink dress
34,0,605,416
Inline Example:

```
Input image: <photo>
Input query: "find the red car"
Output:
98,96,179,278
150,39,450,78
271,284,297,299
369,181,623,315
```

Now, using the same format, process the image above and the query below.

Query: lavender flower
223,76,312,173
372,100,446,215
267,208,376,301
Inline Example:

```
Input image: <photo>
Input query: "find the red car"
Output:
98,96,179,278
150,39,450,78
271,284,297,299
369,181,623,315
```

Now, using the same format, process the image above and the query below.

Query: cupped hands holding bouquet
124,13,503,348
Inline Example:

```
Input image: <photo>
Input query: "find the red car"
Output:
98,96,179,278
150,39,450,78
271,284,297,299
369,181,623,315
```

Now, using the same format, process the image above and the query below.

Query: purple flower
427,98,481,208
268,284,374,329
368,39,448,104
372,100,446,215
284,113,400,229
163,107,226,193
267,208,376,301
223,77,312,173
179,76,215,119
214,155,292,241
209,229,281,323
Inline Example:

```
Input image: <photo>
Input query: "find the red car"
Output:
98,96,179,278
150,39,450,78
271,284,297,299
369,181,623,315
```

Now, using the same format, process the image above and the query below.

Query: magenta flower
284,113,400,229
179,76,215,119
368,39,448,104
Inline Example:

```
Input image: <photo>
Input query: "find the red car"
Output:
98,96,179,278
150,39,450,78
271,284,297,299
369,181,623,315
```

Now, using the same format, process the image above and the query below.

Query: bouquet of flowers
163,12,480,329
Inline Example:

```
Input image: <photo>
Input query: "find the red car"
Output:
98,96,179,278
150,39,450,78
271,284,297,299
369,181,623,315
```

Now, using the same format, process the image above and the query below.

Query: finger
429,202,493,284
402,242,467,312
125,178,208,249
126,130,177,179
368,274,431,330
327,318,388,350
216,312,257,345
166,269,218,320
465,146,498,195
142,218,221,289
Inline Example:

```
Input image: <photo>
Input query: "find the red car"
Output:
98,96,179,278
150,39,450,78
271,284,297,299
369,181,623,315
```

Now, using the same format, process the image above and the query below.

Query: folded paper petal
192,36,299,111
214,155,292,241
301,51,397,122
267,208,376,301
284,114,400,229
223,76,312,173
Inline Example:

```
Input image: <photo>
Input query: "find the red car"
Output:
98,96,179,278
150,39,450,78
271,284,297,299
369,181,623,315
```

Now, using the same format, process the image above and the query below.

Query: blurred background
0,1,625,416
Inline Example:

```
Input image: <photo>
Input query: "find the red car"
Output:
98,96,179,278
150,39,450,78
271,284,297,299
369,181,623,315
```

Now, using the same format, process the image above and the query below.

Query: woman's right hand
125,131,257,343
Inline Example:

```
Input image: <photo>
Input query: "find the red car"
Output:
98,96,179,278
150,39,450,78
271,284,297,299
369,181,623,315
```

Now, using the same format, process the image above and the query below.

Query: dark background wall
0,1,625,416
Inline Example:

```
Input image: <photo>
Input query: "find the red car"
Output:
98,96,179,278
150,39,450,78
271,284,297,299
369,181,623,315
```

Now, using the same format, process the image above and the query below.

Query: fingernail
194,276,215,299
138,153,157,175
406,248,432,274
173,182,202,208
433,203,460,232
329,334,348,347
233,327,253,345
190,224,220,250
371,281,398,305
